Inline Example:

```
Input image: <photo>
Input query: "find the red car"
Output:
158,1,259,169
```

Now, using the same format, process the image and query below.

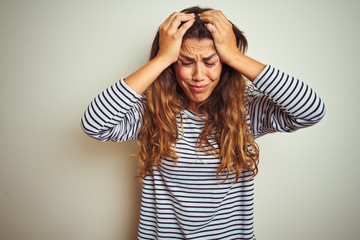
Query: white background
1,0,359,239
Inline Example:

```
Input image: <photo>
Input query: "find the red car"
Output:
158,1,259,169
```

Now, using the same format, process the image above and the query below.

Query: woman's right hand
156,12,195,64
124,12,194,95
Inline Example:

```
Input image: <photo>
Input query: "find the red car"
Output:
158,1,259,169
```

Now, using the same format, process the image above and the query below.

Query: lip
188,84,209,93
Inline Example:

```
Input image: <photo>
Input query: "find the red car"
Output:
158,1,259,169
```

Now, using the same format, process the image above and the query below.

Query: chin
191,95,209,104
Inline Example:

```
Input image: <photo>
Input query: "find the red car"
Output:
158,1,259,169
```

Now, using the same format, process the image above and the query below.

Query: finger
177,18,195,36
204,22,219,37
160,12,178,30
200,10,230,31
201,15,226,34
200,12,227,26
161,12,193,30
168,13,195,32
210,10,228,23
200,15,227,31
200,10,227,20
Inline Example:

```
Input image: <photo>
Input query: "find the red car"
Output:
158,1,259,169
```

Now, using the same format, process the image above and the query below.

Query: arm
200,10,325,137
199,10,266,81
247,65,326,138
81,12,196,141
80,78,144,142
125,12,195,94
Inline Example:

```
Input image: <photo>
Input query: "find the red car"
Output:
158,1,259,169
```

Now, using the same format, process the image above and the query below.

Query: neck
188,102,199,114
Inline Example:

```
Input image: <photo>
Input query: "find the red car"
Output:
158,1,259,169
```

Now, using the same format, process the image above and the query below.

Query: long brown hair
137,6,259,183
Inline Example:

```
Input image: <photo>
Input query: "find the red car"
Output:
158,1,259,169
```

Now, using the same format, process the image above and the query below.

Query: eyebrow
179,53,218,61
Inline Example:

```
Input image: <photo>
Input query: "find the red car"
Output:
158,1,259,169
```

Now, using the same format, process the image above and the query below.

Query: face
174,38,222,112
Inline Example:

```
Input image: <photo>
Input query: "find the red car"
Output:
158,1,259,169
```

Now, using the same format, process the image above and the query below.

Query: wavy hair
137,6,259,183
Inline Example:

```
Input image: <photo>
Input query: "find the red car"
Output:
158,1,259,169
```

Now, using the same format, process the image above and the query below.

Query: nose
193,63,205,81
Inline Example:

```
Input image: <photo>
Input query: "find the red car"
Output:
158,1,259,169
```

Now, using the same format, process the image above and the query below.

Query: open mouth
188,84,209,93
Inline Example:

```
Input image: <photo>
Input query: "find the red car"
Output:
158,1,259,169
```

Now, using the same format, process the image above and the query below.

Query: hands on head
157,12,196,64
157,10,241,66
125,8,263,95
199,10,241,65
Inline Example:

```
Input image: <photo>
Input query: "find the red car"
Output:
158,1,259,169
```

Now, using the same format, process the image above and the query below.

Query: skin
124,10,265,113
174,38,222,112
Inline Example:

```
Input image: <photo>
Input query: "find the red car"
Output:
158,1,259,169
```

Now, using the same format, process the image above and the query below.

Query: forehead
180,38,216,56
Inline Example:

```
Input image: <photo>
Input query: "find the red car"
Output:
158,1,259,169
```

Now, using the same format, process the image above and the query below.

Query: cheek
176,65,192,81
207,65,222,80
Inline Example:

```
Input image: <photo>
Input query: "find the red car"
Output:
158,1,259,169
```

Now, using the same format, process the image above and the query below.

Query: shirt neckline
183,109,205,121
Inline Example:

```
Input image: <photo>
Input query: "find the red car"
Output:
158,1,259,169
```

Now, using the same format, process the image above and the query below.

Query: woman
81,6,325,240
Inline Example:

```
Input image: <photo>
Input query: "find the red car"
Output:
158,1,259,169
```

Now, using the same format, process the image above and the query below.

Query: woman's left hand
199,10,241,66
200,10,265,81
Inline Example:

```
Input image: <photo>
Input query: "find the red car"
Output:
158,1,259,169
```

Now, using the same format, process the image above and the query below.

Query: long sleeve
80,78,144,142
246,65,325,138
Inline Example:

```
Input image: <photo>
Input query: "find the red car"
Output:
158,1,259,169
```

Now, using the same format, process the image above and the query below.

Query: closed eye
180,61,192,66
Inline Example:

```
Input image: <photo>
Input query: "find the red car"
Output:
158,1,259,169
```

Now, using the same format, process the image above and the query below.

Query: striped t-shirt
81,65,325,239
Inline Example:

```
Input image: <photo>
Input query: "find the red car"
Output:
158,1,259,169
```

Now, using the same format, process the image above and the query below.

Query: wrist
154,54,175,68
222,49,243,67
227,53,266,81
